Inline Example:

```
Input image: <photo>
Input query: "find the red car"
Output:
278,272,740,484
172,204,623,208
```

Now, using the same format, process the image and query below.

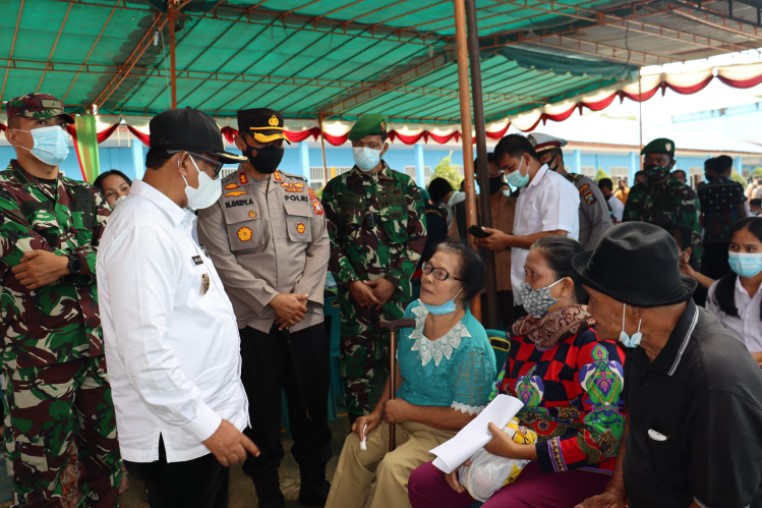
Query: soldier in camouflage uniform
321,114,426,421
0,94,122,506
623,138,703,269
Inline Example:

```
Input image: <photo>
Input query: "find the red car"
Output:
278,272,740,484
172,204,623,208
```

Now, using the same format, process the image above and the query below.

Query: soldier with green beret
623,137,703,269
1,93,122,504
321,114,427,422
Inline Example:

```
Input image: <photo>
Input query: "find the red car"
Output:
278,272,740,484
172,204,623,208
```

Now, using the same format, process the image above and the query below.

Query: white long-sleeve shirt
706,277,762,354
96,180,248,463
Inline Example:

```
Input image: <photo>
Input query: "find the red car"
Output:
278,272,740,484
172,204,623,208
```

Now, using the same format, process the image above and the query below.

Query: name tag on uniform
200,273,210,295
192,255,204,265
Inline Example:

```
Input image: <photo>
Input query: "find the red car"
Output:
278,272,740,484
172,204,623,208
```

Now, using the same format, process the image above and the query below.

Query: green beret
641,138,675,157
348,114,388,141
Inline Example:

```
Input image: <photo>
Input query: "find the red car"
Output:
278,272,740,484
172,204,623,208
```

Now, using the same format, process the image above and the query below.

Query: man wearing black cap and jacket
198,108,332,508
97,108,258,506
573,223,762,508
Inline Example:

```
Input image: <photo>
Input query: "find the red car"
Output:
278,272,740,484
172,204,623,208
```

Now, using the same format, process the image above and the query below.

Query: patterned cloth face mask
518,279,563,318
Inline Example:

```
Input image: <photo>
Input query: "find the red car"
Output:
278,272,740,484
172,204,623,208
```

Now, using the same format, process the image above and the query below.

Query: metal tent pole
465,0,498,328
168,0,178,108
454,0,480,319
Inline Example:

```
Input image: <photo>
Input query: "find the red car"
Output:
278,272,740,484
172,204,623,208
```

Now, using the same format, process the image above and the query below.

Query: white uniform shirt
511,165,580,304
97,180,248,463
608,194,625,222
706,278,762,353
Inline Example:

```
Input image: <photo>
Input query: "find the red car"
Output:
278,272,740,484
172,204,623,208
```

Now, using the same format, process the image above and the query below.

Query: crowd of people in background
0,91,761,508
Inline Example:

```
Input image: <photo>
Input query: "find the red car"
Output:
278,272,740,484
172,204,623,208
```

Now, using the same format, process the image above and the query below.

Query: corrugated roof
1,0,760,124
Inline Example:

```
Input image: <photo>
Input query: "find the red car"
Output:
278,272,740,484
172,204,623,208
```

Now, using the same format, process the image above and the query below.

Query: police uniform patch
248,210,257,219
239,173,249,185
296,223,306,234
281,182,305,193
237,226,253,242
225,190,248,198
273,171,282,182
312,201,324,215
579,183,597,205
224,183,239,190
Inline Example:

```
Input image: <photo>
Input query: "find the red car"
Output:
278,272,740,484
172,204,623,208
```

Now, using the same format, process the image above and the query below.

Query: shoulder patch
579,183,597,205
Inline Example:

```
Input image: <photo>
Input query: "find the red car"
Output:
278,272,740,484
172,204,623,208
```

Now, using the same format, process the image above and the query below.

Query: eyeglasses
421,261,462,282
170,151,224,178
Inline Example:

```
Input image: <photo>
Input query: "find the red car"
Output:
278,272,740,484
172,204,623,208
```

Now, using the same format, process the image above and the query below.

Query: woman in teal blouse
325,240,496,508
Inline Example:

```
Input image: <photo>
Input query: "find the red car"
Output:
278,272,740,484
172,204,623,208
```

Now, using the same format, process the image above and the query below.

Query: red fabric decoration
96,123,120,143
126,125,151,146
665,76,713,95
581,92,618,111
717,73,762,89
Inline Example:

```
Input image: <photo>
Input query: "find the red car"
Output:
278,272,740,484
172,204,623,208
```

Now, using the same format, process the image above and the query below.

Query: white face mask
15,125,70,166
352,146,381,172
180,155,221,210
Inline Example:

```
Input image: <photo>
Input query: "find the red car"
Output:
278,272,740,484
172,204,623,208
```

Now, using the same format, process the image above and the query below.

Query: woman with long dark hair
706,217,762,367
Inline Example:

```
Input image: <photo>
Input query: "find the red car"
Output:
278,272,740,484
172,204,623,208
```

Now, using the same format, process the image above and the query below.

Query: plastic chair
485,329,510,370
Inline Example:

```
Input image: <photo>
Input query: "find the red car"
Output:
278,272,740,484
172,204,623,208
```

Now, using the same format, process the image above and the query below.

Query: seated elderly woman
408,236,626,508
93,169,132,207
325,240,496,508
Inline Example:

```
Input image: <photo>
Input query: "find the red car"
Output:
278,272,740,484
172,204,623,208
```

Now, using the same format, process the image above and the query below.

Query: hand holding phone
467,225,492,238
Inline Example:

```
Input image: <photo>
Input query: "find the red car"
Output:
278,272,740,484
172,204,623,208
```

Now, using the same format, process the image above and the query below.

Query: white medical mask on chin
180,155,221,211
15,126,70,166
619,303,643,348
352,147,381,172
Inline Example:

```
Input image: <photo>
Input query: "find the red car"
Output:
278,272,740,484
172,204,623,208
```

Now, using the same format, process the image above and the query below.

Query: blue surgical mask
505,157,529,189
518,279,562,318
728,252,762,278
619,303,642,348
352,147,381,172
16,125,70,166
420,288,462,316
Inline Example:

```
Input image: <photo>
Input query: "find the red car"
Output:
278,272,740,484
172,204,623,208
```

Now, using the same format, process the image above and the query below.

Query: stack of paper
430,394,524,473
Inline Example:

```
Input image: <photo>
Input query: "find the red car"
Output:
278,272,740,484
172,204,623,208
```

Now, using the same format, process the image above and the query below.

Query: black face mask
644,164,671,182
244,143,284,174
488,176,505,195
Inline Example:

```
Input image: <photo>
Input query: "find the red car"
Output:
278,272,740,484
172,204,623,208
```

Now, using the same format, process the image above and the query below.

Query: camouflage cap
641,138,675,157
5,93,74,124
348,114,388,141
237,108,290,144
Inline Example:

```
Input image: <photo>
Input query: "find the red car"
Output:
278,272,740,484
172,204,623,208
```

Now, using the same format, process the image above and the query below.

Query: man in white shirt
475,134,579,317
97,108,257,506
598,177,625,223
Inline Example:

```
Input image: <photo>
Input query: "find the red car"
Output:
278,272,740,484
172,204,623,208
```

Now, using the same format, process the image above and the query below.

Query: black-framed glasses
421,261,462,282
170,150,224,178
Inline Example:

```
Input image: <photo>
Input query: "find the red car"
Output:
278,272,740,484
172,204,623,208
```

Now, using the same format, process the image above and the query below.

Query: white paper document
430,394,524,473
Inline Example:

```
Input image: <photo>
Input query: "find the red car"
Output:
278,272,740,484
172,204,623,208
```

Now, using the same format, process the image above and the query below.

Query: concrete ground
120,417,351,508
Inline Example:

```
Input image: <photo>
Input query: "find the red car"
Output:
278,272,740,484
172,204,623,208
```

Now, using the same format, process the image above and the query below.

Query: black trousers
239,322,332,480
127,437,228,508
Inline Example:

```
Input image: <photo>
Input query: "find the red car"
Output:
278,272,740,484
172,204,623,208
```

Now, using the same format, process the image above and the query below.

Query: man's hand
473,228,510,251
202,419,260,467
270,293,308,330
11,250,69,289
365,278,395,309
348,280,380,309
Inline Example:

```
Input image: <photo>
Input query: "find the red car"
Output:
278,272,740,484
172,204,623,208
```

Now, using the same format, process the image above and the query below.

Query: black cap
572,222,696,307
150,108,247,164
237,108,289,144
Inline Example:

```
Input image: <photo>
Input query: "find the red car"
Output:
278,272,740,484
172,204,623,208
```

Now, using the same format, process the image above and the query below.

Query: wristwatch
67,254,83,275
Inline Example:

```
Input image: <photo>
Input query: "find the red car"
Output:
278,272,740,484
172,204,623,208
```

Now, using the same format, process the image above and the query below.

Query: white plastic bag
457,419,536,502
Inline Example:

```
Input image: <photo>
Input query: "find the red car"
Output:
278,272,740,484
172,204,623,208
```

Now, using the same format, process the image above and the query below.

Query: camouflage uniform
623,178,703,268
0,160,122,506
322,163,426,416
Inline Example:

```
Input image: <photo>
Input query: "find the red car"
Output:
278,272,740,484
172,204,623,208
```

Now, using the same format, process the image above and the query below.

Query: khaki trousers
326,420,455,508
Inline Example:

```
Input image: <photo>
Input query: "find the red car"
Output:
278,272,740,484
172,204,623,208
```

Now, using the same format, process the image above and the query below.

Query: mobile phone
467,225,492,238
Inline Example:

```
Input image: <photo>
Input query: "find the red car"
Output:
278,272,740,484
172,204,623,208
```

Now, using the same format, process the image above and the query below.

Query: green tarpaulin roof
1,0,758,124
